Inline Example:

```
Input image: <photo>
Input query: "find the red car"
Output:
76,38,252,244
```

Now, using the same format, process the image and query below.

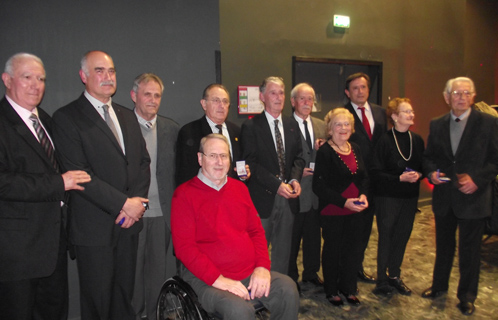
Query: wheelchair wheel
156,276,210,320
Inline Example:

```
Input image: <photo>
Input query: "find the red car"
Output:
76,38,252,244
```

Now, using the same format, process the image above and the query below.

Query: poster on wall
238,86,264,114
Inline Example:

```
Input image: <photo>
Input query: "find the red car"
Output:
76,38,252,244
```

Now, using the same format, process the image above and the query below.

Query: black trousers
0,227,68,320
321,213,364,296
288,208,321,282
375,196,417,284
432,209,485,303
357,202,375,272
75,232,138,320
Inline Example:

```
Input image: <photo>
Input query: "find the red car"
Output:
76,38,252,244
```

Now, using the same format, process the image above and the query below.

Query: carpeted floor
291,204,498,320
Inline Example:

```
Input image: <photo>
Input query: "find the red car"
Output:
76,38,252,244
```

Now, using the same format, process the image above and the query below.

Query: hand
430,171,447,185
122,197,148,221
212,275,250,300
344,195,368,212
456,173,478,194
62,170,91,191
248,267,271,299
235,165,251,181
115,210,136,228
277,182,298,199
400,171,420,183
302,167,314,178
315,138,326,150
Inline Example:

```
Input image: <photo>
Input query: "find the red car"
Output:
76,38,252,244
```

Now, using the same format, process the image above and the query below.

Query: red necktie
358,106,372,140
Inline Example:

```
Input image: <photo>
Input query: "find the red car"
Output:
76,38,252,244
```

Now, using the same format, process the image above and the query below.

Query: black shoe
388,278,412,296
303,277,324,287
421,287,447,298
457,301,475,315
326,295,344,306
342,293,361,305
357,270,376,283
373,284,394,296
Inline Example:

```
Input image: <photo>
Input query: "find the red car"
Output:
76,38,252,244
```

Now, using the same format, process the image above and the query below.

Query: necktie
146,121,153,129
274,119,286,180
29,113,58,171
102,105,120,143
303,120,312,151
215,124,223,134
455,118,461,122
358,106,372,140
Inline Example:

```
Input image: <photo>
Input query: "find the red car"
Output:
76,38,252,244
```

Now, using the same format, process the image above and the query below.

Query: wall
220,0,498,197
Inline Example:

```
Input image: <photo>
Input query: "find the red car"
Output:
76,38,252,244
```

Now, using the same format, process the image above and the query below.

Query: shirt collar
134,109,157,128
451,108,471,121
84,90,112,109
293,112,309,124
205,115,225,131
197,168,227,191
6,95,38,121
351,102,371,111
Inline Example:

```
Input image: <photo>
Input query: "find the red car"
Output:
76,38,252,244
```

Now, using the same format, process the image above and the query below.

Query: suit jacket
291,115,327,212
423,108,498,219
0,97,65,281
52,93,150,246
155,115,179,229
345,102,387,170
241,112,305,218
175,116,242,186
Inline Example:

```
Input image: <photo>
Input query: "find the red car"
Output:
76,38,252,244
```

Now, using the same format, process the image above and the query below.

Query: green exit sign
333,15,350,28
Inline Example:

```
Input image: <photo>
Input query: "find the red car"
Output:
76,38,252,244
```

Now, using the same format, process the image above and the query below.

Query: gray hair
4,53,44,76
290,82,315,100
259,76,285,94
443,77,476,96
199,133,229,154
132,73,164,93
80,50,113,76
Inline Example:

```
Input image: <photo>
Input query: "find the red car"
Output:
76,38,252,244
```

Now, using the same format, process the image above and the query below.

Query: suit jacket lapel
346,103,368,138
256,112,279,166
454,109,477,158
439,113,453,159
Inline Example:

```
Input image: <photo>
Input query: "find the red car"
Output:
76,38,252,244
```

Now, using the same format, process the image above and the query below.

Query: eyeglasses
202,153,230,161
399,110,415,115
333,122,351,128
206,98,230,106
450,90,473,98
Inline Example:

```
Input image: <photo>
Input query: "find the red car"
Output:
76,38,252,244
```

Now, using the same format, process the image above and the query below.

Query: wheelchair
156,276,267,320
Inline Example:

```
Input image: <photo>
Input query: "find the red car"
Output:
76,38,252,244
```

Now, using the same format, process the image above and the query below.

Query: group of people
0,50,496,320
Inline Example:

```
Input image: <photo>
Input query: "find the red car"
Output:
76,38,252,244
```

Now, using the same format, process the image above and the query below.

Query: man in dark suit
241,77,305,275
422,77,498,315
130,73,179,320
176,84,246,186
343,72,387,282
52,51,151,320
288,83,326,289
0,53,90,319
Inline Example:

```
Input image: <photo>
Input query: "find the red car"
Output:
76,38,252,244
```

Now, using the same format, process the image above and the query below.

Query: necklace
328,139,351,154
329,140,358,175
392,127,412,161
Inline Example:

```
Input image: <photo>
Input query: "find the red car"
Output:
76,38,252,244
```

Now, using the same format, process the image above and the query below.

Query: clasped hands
430,171,478,194
212,267,271,300
115,197,149,228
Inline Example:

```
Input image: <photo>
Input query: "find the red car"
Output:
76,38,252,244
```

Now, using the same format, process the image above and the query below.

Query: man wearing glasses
422,77,498,315
171,134,299,320
175,83,247,186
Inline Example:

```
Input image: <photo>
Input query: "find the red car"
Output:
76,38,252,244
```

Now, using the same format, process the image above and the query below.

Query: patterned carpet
291,205,498,320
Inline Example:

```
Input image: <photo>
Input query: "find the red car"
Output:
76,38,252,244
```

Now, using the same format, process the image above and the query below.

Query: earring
394,119,398,123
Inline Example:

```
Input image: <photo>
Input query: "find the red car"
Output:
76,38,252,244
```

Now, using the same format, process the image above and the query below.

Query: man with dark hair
241,77,305,275
0,52,90,319
130,73,179,320
343,72,387,283
176,83,247,186
172,133,299,320
52,51,150,320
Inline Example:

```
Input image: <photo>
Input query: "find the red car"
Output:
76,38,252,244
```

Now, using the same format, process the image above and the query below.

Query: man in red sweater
171,133,299,319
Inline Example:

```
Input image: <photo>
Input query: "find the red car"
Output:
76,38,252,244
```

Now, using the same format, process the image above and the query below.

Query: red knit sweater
171,177,271,285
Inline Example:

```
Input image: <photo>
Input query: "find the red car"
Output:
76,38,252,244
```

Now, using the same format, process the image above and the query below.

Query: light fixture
333,15,350,28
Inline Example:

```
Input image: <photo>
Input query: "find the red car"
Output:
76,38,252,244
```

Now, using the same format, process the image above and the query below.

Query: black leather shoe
388,278,412,296
421,287,447,298
458,301,475,315
326,295,343,306
357,270,376,283
303,277,324,287
373,284,394,296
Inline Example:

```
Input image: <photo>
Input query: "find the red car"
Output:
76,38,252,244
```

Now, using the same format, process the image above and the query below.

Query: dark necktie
274,119,286,180
29,113,58,171
215,124,223,134
303,120,312,151
102,105,120,143
358,106,373,140
455,118,461,122
146,121,153,129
